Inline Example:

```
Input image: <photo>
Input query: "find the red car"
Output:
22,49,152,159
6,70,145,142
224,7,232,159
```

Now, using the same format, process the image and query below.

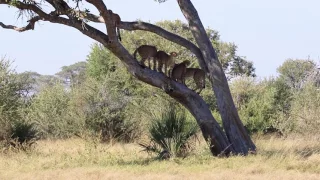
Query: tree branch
0,16,41,32
43,0,105,23
84,0,118,42
75,11,105,23
0,0,110,44
119,21,207,70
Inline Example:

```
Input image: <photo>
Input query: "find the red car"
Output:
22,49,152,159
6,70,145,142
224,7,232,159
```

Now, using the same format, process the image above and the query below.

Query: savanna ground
1,135,320,180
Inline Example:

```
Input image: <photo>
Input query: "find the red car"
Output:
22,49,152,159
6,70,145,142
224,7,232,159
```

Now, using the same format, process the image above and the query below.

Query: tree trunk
177,0,256,154
170,89,234,156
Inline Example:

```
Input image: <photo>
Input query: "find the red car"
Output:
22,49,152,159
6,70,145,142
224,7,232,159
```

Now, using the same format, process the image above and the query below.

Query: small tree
277,59,317,90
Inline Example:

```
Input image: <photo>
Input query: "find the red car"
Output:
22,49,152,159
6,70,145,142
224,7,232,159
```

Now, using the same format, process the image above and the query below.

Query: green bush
83,77,141,143
0,58,31,141
230,77,286,134
275,83,320,135
26,83,84,138
139,105,199,159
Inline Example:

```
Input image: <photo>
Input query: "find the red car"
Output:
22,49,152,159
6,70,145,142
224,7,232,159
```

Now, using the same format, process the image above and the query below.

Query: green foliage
231,77,287,134
56,61,87,86
230,59,319,135
23,73,142,142
0,58,31,141
140,105,199,159
82,77,141,143
26,83,84,139
86,43,146,96
277,59,316,89
276,83,320,135
18,71,61,94
86,44,118,80
229,56,256,79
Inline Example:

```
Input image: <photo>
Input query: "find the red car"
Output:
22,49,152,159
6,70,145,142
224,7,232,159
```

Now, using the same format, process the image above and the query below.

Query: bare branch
0,0,110,44
0,16,41,32
119,21,206,70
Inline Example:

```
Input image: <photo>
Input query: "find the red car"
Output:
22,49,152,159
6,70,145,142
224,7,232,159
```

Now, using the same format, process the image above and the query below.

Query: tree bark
177,0,256,154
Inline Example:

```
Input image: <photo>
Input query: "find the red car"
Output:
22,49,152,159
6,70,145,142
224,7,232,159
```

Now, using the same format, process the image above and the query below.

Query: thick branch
120,21,207,70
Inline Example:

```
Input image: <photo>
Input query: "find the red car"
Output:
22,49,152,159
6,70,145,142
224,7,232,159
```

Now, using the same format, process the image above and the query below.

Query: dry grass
1,135,320,180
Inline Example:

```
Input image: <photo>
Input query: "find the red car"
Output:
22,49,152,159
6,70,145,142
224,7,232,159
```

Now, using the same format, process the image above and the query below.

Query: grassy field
1,135,320,180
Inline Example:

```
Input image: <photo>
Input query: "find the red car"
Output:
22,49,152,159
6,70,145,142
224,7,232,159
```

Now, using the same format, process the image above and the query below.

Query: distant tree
0,0,256,155
277,59,317,89
56,61,87,86
229,56,256,79
18,71,60,94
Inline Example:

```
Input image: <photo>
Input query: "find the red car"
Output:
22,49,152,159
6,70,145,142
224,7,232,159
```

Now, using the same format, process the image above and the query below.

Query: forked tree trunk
177,0,256,154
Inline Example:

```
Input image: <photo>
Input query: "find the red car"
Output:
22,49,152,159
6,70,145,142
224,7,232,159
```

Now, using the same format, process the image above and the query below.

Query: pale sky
1,0,320,77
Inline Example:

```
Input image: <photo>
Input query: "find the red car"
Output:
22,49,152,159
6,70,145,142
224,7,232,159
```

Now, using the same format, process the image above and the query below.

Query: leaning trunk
171,90,234,156
177,0,256,154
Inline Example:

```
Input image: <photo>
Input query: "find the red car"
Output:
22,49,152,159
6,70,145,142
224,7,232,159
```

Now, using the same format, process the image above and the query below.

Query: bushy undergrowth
83,77,141,143
231,68,319,135
0,58,36,150
139,105,199,159
1,44,319,154
283,83,320,134
26,83,76,139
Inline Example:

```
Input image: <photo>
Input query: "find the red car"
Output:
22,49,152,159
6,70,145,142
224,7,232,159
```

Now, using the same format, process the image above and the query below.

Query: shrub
83,77,141,143
26,83,84,138
231,77,277,134
276,83,320,135
0,58,31,141
139,105,199,159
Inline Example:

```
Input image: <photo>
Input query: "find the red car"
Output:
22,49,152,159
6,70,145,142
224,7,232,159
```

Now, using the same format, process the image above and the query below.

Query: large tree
0,0,256,155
